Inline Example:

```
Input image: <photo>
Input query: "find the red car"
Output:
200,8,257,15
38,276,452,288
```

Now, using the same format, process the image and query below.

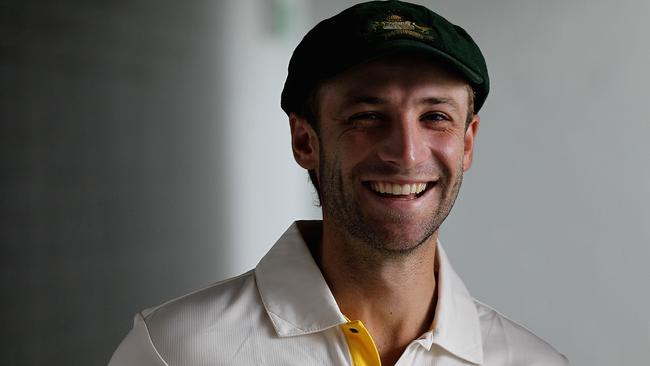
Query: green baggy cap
281,0,490,115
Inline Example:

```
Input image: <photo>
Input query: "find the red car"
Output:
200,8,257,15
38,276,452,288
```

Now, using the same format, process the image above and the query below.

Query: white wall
216,0,321,279
434,1,650,365
219,1,650,365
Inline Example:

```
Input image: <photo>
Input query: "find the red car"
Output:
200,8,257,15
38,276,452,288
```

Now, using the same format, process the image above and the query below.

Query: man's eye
348,112,383,126
422,112,450,122
350,112,380,120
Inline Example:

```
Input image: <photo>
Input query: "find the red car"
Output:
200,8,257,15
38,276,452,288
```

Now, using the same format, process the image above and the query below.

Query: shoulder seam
142,270,255,319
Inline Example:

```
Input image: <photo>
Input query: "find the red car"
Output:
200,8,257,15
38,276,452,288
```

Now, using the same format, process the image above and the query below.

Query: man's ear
463,114,480,172
289,113,319,170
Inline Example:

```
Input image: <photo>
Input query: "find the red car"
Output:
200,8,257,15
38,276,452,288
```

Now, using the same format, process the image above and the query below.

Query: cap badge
368,13,433,41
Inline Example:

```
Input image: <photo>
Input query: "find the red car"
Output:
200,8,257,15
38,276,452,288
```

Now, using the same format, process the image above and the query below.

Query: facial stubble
318,143,464,258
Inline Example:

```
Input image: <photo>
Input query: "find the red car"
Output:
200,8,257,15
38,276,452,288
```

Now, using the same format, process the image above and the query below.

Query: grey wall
437,2,650,365
2,1,649,365
425,0,650,365
1,1,228,364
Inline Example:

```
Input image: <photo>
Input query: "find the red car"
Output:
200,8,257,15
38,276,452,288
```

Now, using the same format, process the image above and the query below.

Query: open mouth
363,181,433,199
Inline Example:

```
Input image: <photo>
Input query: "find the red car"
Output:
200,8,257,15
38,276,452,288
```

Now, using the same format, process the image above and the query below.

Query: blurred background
1,0,648,365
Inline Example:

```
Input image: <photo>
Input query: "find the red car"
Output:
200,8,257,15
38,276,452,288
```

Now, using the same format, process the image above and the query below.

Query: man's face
291,55,479,254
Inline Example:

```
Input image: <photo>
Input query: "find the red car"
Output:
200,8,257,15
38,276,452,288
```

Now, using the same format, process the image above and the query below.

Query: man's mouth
363,181,432,199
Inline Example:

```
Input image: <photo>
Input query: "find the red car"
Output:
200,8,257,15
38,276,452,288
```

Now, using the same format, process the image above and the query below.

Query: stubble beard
318,149,464,258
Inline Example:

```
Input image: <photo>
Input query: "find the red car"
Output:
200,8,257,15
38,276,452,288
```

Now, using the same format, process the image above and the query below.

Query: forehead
317,54,471,111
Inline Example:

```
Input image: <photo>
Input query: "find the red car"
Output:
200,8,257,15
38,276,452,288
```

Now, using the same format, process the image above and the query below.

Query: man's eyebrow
418,97,460,111
340,96,461,111
341,96,387,110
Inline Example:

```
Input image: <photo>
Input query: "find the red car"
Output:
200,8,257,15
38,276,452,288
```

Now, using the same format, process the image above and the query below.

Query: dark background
1,1,228,364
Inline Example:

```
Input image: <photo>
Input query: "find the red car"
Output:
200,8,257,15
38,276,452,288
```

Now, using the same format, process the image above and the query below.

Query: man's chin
358,222,437,255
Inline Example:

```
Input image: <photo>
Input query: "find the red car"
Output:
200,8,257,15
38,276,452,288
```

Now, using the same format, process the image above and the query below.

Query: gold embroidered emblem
367,13,433,41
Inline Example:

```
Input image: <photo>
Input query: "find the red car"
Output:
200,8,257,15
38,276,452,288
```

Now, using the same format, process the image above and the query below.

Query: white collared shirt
109,221,568,365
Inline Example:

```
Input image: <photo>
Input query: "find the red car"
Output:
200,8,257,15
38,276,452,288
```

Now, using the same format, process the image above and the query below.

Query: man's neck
317,219,438,365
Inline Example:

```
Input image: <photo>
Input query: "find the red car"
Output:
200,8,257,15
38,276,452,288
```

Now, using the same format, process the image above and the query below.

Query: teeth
392,184,402,195
369,182,427,196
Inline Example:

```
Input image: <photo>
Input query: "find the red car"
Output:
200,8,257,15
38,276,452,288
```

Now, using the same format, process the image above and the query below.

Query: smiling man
109,1,568,365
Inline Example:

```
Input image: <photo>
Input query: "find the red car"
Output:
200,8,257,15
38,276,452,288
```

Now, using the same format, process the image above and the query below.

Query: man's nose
376,118,429,169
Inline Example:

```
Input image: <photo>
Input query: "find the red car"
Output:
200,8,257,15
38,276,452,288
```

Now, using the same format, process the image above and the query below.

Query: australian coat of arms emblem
367,13,434,41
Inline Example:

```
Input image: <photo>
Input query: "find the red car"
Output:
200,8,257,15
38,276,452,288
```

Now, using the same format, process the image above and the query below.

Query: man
109,1,568,365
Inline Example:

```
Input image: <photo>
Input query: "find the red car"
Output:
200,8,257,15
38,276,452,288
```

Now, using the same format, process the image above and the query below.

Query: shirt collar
255,221,347,336
427,244,484,364
255,220,483,364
